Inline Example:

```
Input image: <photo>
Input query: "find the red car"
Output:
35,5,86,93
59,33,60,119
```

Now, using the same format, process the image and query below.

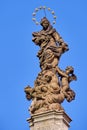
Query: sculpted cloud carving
24,17,77,114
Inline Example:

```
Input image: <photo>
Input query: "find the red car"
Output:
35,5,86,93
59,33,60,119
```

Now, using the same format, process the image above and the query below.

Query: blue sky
0,0,87,130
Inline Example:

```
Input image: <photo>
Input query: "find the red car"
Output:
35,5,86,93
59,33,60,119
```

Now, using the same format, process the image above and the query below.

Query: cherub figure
56,66,77,102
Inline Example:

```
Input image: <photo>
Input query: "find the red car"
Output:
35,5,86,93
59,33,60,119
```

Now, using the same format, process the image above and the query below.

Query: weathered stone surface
27,110,72,130
24,17,77,114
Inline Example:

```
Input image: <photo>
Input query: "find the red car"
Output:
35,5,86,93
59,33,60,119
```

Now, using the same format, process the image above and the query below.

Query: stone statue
24,17,77,114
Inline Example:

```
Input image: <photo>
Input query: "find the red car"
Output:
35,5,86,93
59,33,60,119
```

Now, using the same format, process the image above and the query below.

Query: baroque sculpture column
24,6,77,130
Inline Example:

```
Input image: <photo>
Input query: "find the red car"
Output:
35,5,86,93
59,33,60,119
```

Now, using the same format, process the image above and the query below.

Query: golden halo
32,6,57,25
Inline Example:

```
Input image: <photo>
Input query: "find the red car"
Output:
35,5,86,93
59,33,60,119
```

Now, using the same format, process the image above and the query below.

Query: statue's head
24,85,32,100
40,17,50,30
65,66,74,74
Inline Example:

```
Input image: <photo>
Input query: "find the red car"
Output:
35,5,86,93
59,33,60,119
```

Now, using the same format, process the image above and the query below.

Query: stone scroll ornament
24,6,77,114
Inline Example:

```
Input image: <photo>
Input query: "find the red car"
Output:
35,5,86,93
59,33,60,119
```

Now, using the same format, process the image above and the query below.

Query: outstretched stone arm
56,67,68,78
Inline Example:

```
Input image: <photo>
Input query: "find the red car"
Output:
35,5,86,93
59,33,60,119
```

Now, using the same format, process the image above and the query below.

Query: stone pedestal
27,110,72,130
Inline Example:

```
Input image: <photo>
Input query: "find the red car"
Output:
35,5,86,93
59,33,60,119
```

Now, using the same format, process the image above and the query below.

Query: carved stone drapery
24,17,77,114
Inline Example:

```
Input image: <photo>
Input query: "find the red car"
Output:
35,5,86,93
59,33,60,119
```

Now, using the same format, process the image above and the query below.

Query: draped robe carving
24,17,77,114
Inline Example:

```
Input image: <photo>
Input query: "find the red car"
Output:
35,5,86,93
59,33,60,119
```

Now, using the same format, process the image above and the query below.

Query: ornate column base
27,110,72,130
